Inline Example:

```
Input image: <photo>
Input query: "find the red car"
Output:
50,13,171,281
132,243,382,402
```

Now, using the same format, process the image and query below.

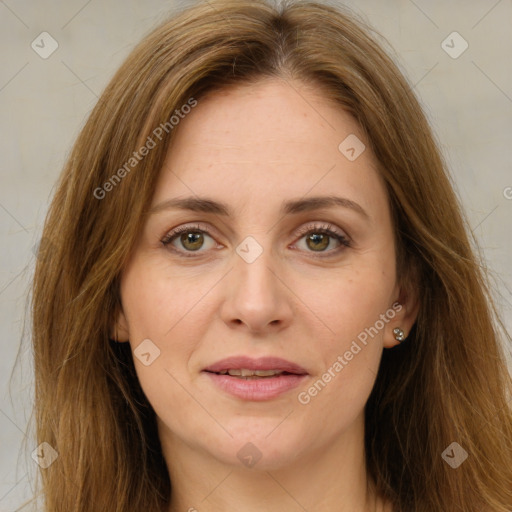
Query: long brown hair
27,0,512,510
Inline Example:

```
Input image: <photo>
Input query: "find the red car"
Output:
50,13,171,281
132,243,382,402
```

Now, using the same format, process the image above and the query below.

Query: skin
114,77,419,512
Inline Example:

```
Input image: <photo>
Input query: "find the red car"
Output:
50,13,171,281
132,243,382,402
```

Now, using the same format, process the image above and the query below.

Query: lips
202,356,308,400
202,356,308,376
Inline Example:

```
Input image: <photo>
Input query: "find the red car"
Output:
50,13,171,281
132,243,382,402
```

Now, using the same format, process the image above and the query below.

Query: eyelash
161,222,351,258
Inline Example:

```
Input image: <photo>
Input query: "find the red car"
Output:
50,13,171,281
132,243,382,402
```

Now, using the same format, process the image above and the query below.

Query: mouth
205,368,304,379
202,356,308,401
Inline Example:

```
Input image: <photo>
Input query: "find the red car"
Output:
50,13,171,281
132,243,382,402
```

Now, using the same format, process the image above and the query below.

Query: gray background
1,0,511,509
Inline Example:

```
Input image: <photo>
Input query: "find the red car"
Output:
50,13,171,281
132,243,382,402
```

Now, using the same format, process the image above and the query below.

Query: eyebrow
148,195,369,220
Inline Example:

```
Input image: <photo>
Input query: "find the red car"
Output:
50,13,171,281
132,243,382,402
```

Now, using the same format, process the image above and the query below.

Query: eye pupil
181,232,203,251
306,233,329,251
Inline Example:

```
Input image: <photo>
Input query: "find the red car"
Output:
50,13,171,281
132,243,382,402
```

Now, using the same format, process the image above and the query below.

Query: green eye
294,223,351,257
161,224,216,256
177,232,205,251
305,232,330,251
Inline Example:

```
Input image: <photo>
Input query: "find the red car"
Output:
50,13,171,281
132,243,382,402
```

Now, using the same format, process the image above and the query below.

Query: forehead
170,78,362,156
153,78,388,224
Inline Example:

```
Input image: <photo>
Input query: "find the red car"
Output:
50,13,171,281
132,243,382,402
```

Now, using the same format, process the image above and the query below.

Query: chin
208,429,307,471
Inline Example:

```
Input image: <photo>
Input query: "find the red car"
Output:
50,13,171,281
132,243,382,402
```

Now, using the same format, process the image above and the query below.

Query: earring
393,327,406,342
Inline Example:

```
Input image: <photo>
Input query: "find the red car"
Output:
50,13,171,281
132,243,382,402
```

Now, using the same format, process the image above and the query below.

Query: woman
30,0,512,511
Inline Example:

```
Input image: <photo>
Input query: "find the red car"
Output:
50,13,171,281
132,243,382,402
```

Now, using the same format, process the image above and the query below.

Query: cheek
294,254,395,344
119,265,205,434
120,257,206,342
119,258,216,391
293,255,394,408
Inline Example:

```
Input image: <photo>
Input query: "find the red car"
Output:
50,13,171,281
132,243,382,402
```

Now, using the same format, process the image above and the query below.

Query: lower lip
203,372,308,401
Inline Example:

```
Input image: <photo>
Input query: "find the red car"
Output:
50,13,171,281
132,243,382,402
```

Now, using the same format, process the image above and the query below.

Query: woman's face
116,78,416,470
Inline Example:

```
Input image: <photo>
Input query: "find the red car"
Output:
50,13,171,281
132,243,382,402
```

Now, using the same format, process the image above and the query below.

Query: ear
383,283,420,348
110,307,130,343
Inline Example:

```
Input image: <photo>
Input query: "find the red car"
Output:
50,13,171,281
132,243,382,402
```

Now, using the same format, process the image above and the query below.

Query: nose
219,242,294,334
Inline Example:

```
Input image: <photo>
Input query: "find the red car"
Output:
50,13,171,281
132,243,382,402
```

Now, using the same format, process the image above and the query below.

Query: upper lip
203,356,308,375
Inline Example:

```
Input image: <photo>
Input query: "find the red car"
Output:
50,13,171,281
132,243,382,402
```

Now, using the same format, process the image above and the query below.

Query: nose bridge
220,232,293,331
234,233,279,300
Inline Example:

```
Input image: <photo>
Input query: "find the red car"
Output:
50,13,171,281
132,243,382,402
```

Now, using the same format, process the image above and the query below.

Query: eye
293,222,351,257
161,224,218,256
161,222,351,258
